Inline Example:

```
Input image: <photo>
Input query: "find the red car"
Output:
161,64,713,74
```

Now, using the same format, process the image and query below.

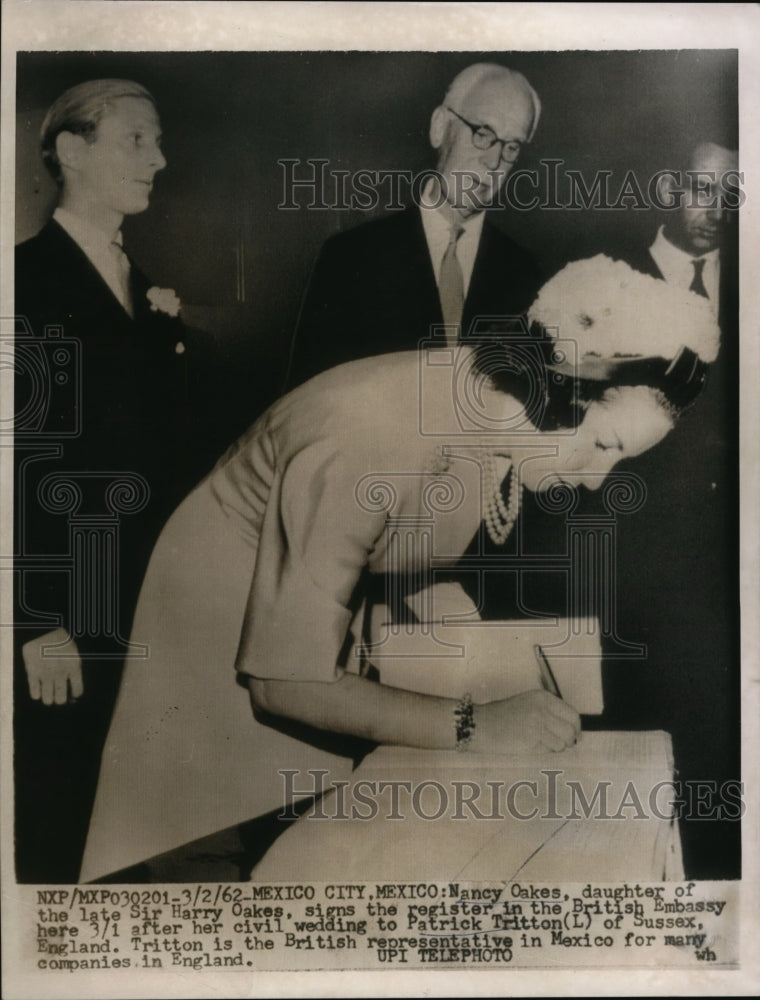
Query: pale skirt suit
80,349,500,881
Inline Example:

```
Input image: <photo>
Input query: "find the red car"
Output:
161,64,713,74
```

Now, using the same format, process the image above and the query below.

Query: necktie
439,223,464,345
689,258,709,298
109,237,134,317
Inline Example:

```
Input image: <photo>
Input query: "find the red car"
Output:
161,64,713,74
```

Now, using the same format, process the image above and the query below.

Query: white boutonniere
147,286,182,318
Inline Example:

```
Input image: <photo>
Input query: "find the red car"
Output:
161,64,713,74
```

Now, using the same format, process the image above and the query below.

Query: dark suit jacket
285,207,543,388
14,218,223,881
14,219,215,652
603,236,740,879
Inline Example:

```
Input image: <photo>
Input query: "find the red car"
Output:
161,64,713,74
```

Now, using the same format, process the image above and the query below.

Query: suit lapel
625,244,664,281
130,261,186,355
404,208,443,330
462,219,540,332
38,222,186,376
43,221,136,334
130,262,154,326
464,221,506,330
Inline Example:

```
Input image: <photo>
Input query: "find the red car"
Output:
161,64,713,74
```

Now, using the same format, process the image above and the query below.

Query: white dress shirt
53,207,133,316
649,225,720,315
419,183,485,298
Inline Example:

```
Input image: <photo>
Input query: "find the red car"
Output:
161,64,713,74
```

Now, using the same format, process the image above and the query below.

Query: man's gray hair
443,63,541,141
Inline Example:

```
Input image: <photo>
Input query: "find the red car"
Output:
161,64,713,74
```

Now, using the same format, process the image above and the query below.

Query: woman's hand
470,690,581,755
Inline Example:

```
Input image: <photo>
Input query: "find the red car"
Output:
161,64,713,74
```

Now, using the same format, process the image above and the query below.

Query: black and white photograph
1,2,758,997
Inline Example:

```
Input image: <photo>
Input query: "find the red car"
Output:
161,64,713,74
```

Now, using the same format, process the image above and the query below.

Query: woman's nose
589,452,624,489
566,449,621,490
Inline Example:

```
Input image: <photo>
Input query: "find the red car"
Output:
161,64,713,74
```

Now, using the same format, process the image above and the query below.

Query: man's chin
688,229,721,254
454,193,496,216
122,198,151,216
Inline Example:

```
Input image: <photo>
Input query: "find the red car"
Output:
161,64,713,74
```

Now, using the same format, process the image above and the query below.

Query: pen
534,643,562,700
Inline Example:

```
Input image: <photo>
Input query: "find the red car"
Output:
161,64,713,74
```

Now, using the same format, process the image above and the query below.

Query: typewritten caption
26,880,738,972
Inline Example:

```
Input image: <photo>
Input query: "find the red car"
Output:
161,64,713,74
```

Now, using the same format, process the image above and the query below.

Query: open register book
253,586,683,883
252,730,684,883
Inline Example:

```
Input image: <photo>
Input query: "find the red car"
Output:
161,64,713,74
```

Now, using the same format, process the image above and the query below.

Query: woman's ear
429,105,448,150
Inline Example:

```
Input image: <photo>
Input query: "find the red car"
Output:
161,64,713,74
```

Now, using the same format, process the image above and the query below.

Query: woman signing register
80,256,720,882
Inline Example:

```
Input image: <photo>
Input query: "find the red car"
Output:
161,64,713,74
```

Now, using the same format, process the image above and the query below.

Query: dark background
15,49,741,878
16,49,738,428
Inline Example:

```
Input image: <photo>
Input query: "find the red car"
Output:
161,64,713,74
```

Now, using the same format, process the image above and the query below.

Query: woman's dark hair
469,322,708,431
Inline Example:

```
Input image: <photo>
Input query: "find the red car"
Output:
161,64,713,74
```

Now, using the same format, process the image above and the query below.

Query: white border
2,2,758,998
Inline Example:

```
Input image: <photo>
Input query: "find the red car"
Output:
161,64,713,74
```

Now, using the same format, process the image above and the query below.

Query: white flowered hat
528,254,721,370
470,254,721,430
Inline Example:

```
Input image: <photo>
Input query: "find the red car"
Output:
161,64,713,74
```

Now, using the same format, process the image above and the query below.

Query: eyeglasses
445,106,524,164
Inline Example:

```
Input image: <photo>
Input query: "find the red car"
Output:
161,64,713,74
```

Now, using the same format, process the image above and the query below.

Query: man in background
285,62,543,388
14,79,214,881
607,138,740,879
629,141,737,318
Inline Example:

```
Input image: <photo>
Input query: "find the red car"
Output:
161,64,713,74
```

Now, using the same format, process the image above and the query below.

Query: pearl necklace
481,451,522,545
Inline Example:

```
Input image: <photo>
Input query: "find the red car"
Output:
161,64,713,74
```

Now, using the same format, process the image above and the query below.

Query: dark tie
439,223,464,345
689,258,709,298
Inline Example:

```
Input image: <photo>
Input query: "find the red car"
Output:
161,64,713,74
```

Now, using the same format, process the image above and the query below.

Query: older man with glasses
285,62,543,389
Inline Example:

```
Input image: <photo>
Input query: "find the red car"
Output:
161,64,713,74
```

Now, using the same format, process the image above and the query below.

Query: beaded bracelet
454,693,475,751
